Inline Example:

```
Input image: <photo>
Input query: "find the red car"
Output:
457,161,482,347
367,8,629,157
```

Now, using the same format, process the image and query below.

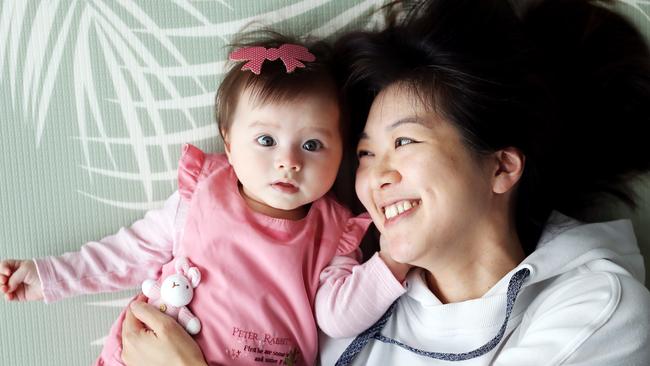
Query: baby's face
223,89,342,220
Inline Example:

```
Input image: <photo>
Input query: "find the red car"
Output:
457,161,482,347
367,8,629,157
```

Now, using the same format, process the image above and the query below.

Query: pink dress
34,144,406,365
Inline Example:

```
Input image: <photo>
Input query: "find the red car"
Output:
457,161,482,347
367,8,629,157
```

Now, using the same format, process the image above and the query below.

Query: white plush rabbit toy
141,256,202,335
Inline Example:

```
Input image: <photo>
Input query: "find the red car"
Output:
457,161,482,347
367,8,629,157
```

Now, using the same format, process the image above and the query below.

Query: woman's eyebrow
359,117,429,141
388,117,430,130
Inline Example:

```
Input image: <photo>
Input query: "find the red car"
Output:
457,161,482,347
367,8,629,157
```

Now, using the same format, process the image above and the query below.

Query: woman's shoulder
515,268,650,363
526,259,649,315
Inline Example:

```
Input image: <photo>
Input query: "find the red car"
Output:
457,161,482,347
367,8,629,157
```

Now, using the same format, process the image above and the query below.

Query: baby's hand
0,259,44,301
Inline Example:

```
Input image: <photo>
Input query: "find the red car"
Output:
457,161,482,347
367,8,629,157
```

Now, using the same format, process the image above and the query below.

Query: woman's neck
423,221,525,304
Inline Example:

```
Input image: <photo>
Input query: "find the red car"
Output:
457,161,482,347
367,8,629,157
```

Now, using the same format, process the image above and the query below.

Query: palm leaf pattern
0,1,647,364
1,0,387,210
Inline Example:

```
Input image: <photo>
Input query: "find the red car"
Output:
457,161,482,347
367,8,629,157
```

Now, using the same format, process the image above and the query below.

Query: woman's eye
395,137,416,148
256,135,275,146
302,139,323,152
357,150,373,159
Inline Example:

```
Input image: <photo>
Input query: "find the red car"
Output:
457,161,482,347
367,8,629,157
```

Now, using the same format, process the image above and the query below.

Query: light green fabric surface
0,1,648,365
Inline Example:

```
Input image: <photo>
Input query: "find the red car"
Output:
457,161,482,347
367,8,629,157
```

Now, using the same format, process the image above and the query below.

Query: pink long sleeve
33,191,182,303
315,251,407,338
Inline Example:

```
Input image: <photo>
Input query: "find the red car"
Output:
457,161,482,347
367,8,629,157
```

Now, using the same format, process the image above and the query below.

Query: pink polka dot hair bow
228,44,316,75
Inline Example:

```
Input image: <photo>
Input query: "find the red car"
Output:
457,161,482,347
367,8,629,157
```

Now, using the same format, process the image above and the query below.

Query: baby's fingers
5,290,16,301
0,274,8,294
0,260,17,277
6,264,28,293
0,260,19,295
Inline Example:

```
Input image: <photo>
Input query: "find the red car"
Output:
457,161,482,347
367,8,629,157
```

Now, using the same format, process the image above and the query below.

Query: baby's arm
315,248,408,338
0,259,43,301
31,191,182,303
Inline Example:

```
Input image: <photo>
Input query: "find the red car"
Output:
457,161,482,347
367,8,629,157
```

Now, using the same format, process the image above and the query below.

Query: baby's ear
187,267,201,288
221,130,231,155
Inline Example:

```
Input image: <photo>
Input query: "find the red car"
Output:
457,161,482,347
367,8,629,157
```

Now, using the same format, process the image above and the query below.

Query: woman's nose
373,159,401,189
276,149,302,172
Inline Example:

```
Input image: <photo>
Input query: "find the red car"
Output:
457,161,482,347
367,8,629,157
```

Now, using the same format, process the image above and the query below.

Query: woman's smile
382,199,421,227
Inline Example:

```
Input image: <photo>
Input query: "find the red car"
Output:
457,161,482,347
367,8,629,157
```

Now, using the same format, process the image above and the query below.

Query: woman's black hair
335,0,650,254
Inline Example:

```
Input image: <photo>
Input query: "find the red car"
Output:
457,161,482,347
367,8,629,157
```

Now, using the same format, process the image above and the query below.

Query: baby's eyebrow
248,120,280,129
249,120,334,138
303,126,334,138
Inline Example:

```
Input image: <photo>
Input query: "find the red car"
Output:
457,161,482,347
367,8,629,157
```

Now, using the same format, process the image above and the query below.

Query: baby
1,31,407,366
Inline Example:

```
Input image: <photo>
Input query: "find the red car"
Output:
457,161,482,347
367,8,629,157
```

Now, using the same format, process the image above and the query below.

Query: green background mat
1,1,648,365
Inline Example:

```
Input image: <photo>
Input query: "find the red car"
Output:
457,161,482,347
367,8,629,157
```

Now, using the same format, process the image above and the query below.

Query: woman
120,0,650,365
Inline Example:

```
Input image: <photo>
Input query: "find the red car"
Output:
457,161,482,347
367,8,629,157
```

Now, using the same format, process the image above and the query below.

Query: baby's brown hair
216,30,344,141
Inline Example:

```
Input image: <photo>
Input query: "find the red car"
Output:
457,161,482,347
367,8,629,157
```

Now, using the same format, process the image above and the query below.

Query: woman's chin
388,242,418,265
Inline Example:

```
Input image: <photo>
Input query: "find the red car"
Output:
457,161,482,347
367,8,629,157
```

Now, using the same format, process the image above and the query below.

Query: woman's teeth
383,200,420,219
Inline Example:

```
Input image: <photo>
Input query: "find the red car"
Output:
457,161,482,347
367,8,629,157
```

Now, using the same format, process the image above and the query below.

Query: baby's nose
275,149,302,172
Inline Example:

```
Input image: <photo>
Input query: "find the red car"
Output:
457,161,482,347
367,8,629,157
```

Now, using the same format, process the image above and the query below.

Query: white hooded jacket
319,212,650,365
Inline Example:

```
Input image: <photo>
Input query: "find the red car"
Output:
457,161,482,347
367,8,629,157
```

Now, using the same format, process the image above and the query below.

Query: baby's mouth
272,181,299,194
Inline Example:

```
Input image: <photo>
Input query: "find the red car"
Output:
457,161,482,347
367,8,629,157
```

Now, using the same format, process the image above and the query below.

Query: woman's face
355,84,495,268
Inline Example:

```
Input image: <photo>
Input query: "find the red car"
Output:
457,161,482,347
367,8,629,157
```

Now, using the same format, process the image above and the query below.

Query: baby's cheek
310,170,337,195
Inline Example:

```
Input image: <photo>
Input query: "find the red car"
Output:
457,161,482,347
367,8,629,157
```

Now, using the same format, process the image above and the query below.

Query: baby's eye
395,137,416,148
302,139,323,152
256,135,275,147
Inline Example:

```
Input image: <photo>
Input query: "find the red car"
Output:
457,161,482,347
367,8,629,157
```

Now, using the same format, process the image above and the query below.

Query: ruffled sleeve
336,213,373,256
178,143,206,202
